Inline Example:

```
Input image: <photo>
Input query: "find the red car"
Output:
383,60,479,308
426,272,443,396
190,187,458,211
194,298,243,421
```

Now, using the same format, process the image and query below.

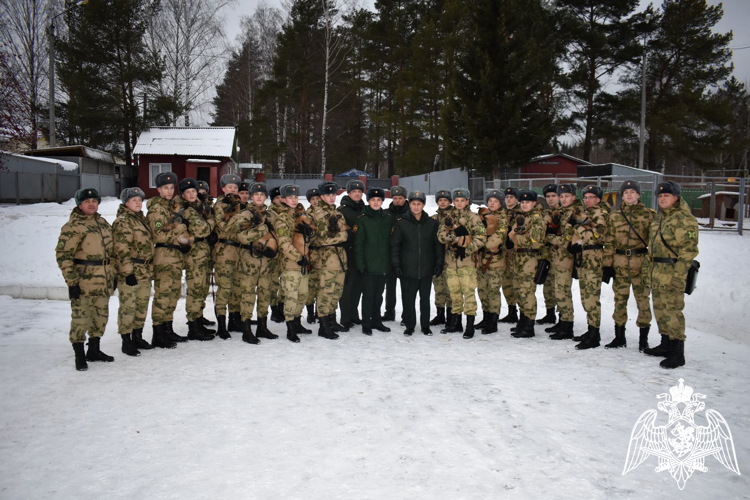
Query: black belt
73,258,110,266
615,248,647,256
516,249,539,254
583,245,604,251
219,239,239,247
131,258,152,265
155,243,181,251
194,237,206,243
309,246,320,251
240,244,254,251
653,257,677,264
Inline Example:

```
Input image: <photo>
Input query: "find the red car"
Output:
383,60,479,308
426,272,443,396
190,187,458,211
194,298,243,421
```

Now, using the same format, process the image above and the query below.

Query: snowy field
1,197,749,499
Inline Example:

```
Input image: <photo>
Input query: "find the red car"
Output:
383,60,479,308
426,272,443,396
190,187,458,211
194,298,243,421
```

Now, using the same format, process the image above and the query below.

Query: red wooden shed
521,153,591,178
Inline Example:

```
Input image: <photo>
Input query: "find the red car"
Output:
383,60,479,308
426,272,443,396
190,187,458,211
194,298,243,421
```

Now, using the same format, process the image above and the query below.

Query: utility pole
638,46,647,170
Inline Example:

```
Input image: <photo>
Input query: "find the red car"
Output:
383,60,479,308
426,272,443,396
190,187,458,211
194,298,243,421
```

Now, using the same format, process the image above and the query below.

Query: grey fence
0,170,81,204
398,167,469,195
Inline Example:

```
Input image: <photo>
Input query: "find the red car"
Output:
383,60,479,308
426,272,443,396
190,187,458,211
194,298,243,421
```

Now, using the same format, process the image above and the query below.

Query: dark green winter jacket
338,195,365,259
391,210,444,279
354,205,393,274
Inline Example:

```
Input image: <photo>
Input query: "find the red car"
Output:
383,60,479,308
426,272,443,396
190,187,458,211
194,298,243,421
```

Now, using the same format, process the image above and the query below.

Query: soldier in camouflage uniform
568,185,609,350
196,180,218,328
430,190,453,325
177,178,216,341
437,188,487,339
147,172,186,348
537,184,560,325
113,187,154,357
499,187,522,323
475,189,508,334
338,179,366,329
304,188,321,323
642,181,699,369
56,188,116,371
232,182,280,344
210,174,243,339
228,181,250,331
602,180,655,351
384,185,409,323
508,190,547,338
267,186,286,323
309,181,350,339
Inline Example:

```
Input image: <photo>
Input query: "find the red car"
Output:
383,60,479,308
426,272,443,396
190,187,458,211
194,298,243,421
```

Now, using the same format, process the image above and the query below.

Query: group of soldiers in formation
56,172,699,373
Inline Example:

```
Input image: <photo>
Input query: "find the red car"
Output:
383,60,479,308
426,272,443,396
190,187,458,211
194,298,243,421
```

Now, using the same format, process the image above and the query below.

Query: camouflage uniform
56,207,116,343
431,206,454,310
267,202,285,309
511,205,546,319
112,204,154,334
476,207,508,315
541,206,560,312
276,204,309,322
547,199,585,324
309,199,349,317
147,196,187,325
182,200,215,322
305,203,320,309
232,204,275,321
501,204,522,310
212,196,243,316
437,207,487,316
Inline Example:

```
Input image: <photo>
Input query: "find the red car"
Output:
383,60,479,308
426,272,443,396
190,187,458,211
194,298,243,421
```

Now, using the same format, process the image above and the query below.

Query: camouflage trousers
613,274,652,327
213,245,240,315
433,272,451,308
553,266,574,322
514,254,539,319
306,267,320,306
239,254,272,320
543,266,557,309
69,296,109,343
269,260,283,306
184,248,210,322
578,264,603,328
477,268,503,314
229,271,242,313
316,269,345,317
152,263,182,324
117,279,151,334
652,288,686,341
445,266,478,316
502,251,516,308
281,270,309,321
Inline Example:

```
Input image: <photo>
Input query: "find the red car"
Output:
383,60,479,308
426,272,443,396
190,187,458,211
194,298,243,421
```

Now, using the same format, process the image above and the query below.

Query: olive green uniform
476,208,508,315
431,207,453,310
511,205,546,318
309,199,349,317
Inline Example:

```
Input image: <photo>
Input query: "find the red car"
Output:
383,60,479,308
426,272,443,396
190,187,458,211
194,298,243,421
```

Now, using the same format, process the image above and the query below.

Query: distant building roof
530,153,592,165
133,127,236,157
24,145,116,163
2,151,79,171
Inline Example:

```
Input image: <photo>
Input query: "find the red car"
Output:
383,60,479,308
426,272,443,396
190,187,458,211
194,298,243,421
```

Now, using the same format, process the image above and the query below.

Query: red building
133,126,237,198
520,153,591,178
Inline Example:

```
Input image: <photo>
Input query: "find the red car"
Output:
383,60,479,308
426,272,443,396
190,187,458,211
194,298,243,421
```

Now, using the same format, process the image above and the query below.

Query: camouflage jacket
275,204,306,271
541,204,562,261
437,206,487,269
211,196,243,262
546,199,586,270
480,207,508,271
643,197,699,290
56,208,115,297
310,199,349,272
112,204,154,281
566,200,608,268
511,205,546,253
181,199,214,258
431,206,453,225
604,201,655,276
232,203,271,248
147,196,188,267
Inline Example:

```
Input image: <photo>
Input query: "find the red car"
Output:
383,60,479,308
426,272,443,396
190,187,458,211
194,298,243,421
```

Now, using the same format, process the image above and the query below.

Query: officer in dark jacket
354,187,393,335
384,185,409,322
338,179,366,329
391,190,444,336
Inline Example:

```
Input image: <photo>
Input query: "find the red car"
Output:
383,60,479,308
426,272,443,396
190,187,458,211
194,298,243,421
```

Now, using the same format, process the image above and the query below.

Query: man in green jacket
354,187,394,335
391,191,444,336
338,179,366,329
384,185,409,322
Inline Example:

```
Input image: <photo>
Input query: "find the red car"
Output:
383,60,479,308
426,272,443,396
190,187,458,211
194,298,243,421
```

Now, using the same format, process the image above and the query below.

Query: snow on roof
186,158,221,164
24,145,115,163
133,127,236,157
2,151,79,171
531,153,592,165
697,191,739,199
239,163,263,170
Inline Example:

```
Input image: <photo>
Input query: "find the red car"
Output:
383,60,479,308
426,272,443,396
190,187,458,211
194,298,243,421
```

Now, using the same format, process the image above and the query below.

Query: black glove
179,244,191,254
505,238,515,250
358,268,367,276
394,267,403,278
207,232,219,246
296,223,314,238
251,211,263,226
197,192,207,202
453,245,467,260
602,266,616,284
444,217,454,227
125,274,138,286
265,221,274,233
68,284,81,300
297,256,309,268
327,216,340,233
454,225,469,237
567,242,582,254
433,264,443,277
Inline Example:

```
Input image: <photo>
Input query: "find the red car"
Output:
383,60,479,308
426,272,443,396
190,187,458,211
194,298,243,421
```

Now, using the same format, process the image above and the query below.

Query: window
149,163,171,188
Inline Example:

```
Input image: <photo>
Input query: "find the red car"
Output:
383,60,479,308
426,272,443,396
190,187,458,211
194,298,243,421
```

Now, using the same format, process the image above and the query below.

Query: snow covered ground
1,197,749,499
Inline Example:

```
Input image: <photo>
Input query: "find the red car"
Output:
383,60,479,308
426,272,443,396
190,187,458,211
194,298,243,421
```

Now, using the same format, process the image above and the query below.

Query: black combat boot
605,325,627,349
86,336,114,362
482,313,498,334
187,320,214,341
475,312,489,330
362,324,373,335
165,321,188,343
318,316,339,340
121,333,140,357
545,321,563,333
306,304,317,324
441,314,463,334
286,321,300,343
422,327,433,336
429,307,446,326
537,308,556,325
446,307,454,325
403,328,414,336
228,312,242,332
151,323,177,349
572,327,589,342
372,318,391,332
132,328,152,350
73,342,88,371
215,315,231,340
549,321,574,340
638,326,650,352
463,315,476,339
644,334,670,357
660,338,685,369
329,314,348,332
512,318,535,338
256,317,278,339
511,313,528,333
270,304,284,323
499,305,518,323
576,326,601,350
195,317,215,336
241,319,260,345
200,316,216,326
294,317,312,334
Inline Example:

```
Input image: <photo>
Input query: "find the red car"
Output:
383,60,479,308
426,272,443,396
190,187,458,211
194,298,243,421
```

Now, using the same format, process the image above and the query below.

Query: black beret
391,186,407,198
197,180,209,192
178,178,197,193
249,182,267,195
306,188,320,199
346,180,365,193
542,183,559,196
408,190,426,203
452,187,470,200
582,185,604,200
504,187,519,199
269,187,281,199
120,187,145,205
281,184,301,197
518,190,538,202
620,180,641,195
318,181,339,195
220,174,241,187
435,190,452,202
155,172,177,187
557,184,577,196
75,187,101,206
367,187,385,200
656,181,681,197
486,189,503,203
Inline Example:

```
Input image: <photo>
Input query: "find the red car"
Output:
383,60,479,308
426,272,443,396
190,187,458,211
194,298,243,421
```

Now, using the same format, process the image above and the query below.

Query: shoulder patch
353,225,358,233
57,241,65,249
155,221,163,230
687,230,697,240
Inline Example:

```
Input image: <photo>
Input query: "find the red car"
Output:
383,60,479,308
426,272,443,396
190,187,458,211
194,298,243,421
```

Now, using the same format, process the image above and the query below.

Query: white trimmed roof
133,127,235,157
531,153,592,165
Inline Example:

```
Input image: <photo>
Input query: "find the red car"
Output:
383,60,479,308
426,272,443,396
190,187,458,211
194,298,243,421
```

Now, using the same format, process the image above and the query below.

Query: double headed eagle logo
623,379,740,489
